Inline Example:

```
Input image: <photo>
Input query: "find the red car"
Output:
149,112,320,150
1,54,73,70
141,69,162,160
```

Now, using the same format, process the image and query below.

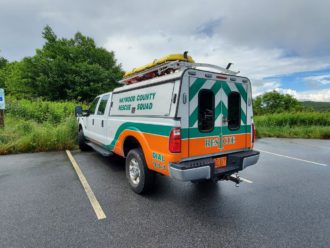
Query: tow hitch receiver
225,174,241,186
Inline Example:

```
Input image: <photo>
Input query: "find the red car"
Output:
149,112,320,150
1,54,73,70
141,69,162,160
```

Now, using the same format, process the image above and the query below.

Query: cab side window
89,97,100,115
198,89,215,132
97,95,109,115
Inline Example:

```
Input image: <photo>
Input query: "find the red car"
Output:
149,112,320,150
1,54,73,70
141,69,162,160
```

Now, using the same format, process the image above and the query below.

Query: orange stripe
113,130,251,176
185,133,251,157
114,130,181,176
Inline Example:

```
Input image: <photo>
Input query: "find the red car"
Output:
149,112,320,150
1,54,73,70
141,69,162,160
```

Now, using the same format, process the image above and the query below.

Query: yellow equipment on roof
124,53,195,78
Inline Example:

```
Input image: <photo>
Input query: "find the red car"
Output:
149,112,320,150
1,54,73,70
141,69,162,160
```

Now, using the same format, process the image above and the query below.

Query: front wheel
78,129,91,151
126,148,155,194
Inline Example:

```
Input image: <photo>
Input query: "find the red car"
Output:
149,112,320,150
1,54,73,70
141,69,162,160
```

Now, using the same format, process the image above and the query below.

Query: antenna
226,63,233,70
183,51,188,60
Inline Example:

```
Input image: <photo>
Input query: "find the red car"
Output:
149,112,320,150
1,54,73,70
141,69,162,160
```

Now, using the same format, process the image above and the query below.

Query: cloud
1,0,330,101
304,74,330,85
262,88,330,102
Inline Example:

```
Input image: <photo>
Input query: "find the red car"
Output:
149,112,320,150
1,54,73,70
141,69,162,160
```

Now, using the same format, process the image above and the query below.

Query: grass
255,112,330,139
0,97,81,155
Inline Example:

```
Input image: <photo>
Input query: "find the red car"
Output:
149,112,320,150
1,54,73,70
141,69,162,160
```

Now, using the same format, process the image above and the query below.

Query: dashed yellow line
66,150,106,220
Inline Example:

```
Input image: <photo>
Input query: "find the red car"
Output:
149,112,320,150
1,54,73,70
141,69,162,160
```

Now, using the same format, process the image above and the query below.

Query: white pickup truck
75,54,259,194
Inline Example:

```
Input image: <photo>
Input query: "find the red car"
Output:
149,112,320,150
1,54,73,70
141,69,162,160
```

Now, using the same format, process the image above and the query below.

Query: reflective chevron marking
189,79,247,127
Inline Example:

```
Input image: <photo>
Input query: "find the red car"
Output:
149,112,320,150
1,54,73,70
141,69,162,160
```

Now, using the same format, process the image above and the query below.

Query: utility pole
0,88,5,128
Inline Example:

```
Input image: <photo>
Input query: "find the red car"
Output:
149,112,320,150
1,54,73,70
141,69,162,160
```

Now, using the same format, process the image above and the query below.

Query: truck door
188,77,221,157
92,94,112,145
220,80,248,152
85,96,100,141
187,77,248,157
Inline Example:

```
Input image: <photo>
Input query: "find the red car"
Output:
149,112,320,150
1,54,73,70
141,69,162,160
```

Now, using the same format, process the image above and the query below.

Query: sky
0,0,330,101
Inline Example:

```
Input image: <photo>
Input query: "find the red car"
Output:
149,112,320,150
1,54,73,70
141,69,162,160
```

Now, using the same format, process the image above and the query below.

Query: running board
86,142,113,157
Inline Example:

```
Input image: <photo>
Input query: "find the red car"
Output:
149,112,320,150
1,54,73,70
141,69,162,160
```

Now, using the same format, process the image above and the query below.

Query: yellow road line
66,150,106,220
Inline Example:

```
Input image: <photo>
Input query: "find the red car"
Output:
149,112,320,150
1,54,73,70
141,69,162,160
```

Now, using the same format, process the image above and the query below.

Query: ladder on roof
119,61,239,85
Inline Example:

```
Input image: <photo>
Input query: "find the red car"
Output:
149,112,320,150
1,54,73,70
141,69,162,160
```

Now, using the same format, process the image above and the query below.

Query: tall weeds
0,97,82,154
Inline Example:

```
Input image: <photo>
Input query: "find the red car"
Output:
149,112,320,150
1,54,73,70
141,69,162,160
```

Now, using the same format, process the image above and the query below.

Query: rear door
187,75,248,157
188,76,221,157
220,80,248,152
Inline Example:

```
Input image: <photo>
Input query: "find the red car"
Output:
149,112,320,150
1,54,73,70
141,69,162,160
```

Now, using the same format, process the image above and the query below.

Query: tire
126,148,155,194
78,129,91,151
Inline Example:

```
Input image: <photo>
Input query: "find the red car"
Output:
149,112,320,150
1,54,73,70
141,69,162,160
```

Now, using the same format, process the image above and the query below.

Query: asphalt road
0,138,329,248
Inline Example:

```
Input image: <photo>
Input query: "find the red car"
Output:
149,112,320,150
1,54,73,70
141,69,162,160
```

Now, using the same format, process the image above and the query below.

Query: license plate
214,157,227,168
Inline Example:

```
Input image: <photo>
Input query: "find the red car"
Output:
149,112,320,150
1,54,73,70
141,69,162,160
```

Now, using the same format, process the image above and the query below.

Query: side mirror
75,106,83,117
82,109,90,117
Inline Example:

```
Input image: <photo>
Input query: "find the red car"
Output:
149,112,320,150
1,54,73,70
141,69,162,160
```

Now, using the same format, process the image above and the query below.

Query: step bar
86,142,113,157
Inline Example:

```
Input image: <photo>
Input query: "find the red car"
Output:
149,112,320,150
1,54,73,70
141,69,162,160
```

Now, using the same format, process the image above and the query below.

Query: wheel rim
129,157,140,185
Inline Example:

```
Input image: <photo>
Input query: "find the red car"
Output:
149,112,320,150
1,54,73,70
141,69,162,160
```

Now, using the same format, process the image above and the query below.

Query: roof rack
119,60,239,85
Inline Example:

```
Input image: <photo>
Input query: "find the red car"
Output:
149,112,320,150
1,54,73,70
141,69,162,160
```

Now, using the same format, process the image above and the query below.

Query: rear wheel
78,129,91,151
126,148,155,194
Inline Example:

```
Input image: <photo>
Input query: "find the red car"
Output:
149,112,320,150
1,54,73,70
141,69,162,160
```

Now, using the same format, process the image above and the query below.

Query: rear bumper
169,150,260,181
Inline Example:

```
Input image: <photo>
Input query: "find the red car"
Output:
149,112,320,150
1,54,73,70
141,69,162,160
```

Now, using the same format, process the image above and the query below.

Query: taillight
252,123,256,143
169,127,181,153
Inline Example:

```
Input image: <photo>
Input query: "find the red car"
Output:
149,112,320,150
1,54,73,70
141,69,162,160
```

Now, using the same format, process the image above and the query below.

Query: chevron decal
189,79,247,127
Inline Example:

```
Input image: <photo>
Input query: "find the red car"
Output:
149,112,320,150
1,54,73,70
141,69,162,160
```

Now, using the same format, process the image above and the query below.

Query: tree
0,53,8,88
253,90,303,115
5,26,124,102
0,56,7,69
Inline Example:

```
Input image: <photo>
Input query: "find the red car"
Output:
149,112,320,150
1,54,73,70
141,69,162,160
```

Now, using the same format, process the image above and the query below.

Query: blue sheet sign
0,89,5,109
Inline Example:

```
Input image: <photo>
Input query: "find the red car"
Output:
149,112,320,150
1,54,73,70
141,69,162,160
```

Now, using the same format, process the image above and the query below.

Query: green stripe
235,83,247,103
221,102,228,118
182,125,251,139
189,107,198,127
222,81,232,96
211,81,221,95
241,108,247,124
222,125,250,135
215,101,222,120
189,78,207,101
106,122,173,150
215,101,227,120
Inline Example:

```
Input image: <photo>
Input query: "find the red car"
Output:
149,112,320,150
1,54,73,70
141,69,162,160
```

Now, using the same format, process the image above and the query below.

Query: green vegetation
254,91,330,139
0,26,123,154
255,112,330,139
0,26,124,102
253,90,303,115
0,97,80,155
301,101,330,112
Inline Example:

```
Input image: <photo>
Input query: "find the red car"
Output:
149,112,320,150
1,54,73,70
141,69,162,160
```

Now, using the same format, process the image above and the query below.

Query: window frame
197,89,215,133
228,91,241,131
88,97,100,115
96,94,110,115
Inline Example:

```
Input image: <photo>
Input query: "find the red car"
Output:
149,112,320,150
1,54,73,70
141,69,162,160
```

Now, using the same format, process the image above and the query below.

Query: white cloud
304,74,330,85
105,33,330,82
260,88,330,102
2,0,330,102
295,89,330,102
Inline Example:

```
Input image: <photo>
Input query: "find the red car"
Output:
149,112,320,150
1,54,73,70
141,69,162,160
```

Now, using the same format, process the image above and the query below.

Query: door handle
101,120,104,127
92,119,94,125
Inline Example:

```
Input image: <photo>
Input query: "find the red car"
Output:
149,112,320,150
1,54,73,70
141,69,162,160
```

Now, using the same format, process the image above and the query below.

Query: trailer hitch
225,173,241,187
